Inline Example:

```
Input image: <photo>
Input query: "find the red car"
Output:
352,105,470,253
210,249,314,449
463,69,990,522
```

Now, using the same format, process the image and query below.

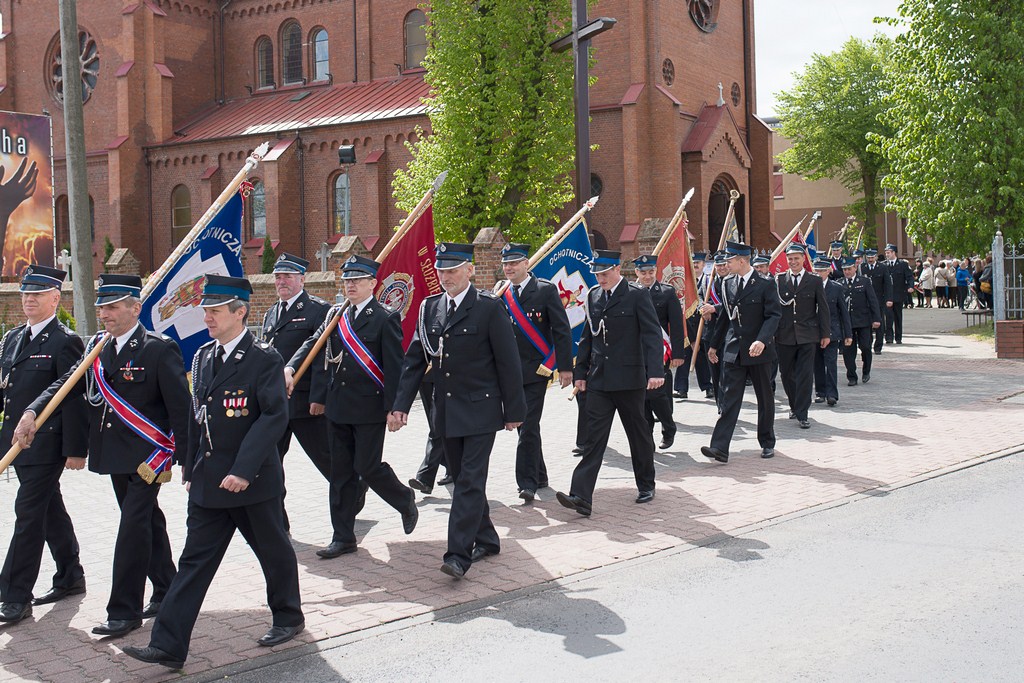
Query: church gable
682,103,751,169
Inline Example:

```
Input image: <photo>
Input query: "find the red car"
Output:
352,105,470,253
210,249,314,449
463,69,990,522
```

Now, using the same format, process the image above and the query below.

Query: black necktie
446,299,456,324
793,274,801,289
18,328,32,356
213,345,225,376
736,277,746,299
280,300,288,318
514,284,521,300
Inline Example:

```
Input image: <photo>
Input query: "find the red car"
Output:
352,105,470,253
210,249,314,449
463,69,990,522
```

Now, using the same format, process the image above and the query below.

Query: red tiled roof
161,76,431,146
681,105,725,154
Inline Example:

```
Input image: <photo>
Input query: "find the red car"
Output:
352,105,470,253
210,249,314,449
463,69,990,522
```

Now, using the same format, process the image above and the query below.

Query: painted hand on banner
0,159,38,259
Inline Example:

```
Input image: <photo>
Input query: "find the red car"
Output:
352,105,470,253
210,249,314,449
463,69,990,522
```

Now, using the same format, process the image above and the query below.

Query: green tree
872,0,1024,253
393,0,576,244
103,236,116,263
261,235,276,274
776,36,894,234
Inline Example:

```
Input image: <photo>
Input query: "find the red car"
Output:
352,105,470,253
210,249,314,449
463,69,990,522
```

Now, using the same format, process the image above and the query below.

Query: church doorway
707,176,745,250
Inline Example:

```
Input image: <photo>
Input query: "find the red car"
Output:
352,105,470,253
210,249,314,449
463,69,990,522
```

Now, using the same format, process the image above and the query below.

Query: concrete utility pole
58,0,97,334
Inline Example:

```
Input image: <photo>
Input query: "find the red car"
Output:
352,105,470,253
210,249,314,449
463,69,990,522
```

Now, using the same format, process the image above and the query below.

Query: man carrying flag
15,274,191,638
497,243,573,502
676,252,715,401
827,241,845,281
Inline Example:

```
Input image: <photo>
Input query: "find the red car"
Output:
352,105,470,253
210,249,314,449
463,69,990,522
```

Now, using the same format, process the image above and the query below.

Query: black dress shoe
0,602,31,623
33,579,86,605
700,446,729,463
258,622,304,647
142,601,161,618
673,391,685,399
895,340,903,344
848,378,858,386
874,348,882,354
470,545,499,563
705,388,716,399
814,396,825,404
862,374,870,383
761,448,775,459
401,495,419,535
440,559,466,579
659,434,675,449
555,491,592,516
437,474,454,486
316,541,358,559
518,488,536,503
408,478,433,495
788,411,796,419
799,419,811,429
571,446,584,456
635,490,655,504
92,619,142,637
826,398,837,407
122,645,185,670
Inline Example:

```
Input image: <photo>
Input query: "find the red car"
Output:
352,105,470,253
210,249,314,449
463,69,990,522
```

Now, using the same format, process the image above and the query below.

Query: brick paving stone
1,314,1022,681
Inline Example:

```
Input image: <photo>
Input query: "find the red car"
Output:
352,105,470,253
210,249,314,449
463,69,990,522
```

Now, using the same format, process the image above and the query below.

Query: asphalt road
206,451,1024,683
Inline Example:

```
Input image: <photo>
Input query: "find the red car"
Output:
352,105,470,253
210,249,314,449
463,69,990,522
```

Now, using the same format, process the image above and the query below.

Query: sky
754,0,904,118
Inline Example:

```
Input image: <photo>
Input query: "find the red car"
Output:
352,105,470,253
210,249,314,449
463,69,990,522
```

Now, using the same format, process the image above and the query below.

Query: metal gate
993,231,1024,321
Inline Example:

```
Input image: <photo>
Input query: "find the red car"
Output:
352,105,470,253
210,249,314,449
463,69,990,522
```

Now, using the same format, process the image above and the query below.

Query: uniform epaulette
307,294,331,307
57,322,74,335
478,289,498,299
378,301,396,314
145,330,173,342
627,281,643,290
535,277,554,286
197,339,216,350
255,340,272,350
425,292,444,301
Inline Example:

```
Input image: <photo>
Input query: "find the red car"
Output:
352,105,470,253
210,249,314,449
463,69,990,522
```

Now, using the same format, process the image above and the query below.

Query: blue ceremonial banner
805,223,817,260
529,219,598,354
140,192,244,368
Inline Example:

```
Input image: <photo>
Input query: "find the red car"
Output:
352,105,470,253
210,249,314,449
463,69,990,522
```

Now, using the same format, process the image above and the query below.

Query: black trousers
710,361,776,454
843,327,874,380
413,384,447,487
148,497,302,661
778,342,816,421
326,420,410,545
570,387,656,504
107,473,176,620
814,343,840,402
575,390,587,448
515,381,550,492
674,345,712,393
277,415,332,530
442,432,499,572
644,366,676,439
885,302,905,343
0,463,84,604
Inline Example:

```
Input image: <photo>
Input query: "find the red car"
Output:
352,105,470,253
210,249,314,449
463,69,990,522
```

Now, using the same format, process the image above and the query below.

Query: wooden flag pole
0,142,272,476
687,189,741,372
289,171,449,386
804,210,822,241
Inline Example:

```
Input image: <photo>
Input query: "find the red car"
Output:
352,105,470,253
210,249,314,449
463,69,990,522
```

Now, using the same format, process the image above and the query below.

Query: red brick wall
996,320,1024,360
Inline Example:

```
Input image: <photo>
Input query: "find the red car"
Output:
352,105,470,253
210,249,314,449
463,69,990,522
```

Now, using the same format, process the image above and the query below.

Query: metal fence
993,231,1024,321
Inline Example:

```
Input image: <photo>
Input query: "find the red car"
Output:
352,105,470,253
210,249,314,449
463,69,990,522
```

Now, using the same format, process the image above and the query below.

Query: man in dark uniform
883,244,915,345
15,274,190,637
407,369,449,494
286,256,418,558
390,243,525,579
860,249,892,354
775,244,831,429
555,250,663,517
633,254,685,449
497,243,573,501
674,252,714,401
123,276,303,670
0,266,88,624
260,253,334,531
842,257,882,385
812,259,852,406
826,241,845,280
751,254,780,393
698,252,731,413
700,242,782,462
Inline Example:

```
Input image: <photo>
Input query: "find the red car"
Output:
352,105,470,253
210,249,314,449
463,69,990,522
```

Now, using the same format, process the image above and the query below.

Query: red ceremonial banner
655,218,700,318
768,230,813,276
375,205,442,350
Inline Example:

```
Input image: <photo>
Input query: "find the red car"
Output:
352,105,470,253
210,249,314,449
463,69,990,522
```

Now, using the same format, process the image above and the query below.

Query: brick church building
0,0,772,275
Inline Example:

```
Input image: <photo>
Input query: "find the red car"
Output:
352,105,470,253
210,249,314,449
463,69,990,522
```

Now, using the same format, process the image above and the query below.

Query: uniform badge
296,301,304,310
122,361,136,382
129,338,139,349
224,391,249,417
438,243,447,253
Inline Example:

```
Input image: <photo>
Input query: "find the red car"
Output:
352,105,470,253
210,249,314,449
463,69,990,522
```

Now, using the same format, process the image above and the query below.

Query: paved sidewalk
1,309,1022,682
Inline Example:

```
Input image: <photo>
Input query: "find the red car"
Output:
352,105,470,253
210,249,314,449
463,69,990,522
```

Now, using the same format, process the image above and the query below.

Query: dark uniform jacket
290,297,403,425
261,290,331,419
646,280,686,361
708,273,782,366
886,259,916,304
185,332,289,508
574,278,663,392
822,279,853,342
843,274,882,328
827,257,845,281
501,276,574,384
775,270,831,346
30,324,191,475
394,286,526,437
0,317,88,465
860,261,893,305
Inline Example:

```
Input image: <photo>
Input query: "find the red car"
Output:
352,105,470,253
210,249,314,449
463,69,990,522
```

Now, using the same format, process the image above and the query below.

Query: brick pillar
996,320,1024,359
472,227,506,290
328,235,371,276
104,248,141,275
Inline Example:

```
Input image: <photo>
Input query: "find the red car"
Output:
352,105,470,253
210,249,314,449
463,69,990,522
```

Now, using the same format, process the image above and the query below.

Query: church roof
161,76,431,145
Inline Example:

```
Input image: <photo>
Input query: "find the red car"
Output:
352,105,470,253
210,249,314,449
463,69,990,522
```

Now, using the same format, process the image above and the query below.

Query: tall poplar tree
393,0,576,243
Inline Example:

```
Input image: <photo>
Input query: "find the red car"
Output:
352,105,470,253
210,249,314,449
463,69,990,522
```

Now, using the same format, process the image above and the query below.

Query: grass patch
953,321,994,341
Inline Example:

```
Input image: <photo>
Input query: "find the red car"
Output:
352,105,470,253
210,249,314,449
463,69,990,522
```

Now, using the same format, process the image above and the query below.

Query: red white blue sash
502,286,556,373
709,281,722,305
91,351,175,482
661,328,672,363
335,309,385,390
